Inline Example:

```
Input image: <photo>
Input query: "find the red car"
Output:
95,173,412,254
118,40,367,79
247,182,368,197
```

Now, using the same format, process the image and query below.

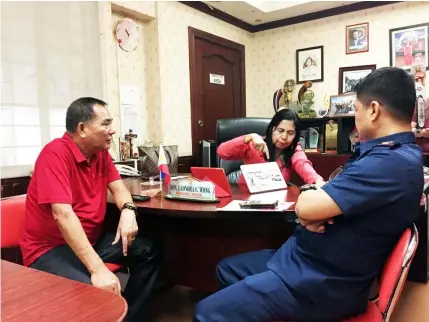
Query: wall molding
180,1,402,33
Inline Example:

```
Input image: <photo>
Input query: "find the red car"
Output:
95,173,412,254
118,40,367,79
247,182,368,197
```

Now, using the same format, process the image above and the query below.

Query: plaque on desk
167,177,218,202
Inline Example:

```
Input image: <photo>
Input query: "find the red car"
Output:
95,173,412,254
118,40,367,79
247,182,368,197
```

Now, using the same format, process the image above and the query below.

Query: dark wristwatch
300,184,317,194
121,202,138,216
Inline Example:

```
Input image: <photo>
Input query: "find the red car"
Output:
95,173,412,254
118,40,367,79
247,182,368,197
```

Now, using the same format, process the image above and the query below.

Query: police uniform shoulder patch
373,141,400,152
381,141,394,146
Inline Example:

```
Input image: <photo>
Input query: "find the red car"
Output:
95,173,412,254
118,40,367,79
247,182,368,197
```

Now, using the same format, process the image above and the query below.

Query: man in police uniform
194,67,423,322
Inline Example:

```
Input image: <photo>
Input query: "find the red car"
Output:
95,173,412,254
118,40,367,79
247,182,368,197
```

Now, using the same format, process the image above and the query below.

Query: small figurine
124,129,138,159
283,79,296,108
411,53,426,93
298,81,312,105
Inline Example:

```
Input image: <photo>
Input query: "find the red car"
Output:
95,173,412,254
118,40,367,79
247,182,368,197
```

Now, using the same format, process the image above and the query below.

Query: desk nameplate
168,177,216,201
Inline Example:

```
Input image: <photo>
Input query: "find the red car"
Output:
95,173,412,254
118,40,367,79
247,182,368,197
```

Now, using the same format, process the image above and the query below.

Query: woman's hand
244,134,270,159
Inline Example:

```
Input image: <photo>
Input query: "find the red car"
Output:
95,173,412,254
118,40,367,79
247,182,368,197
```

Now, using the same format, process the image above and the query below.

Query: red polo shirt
20,133,121,267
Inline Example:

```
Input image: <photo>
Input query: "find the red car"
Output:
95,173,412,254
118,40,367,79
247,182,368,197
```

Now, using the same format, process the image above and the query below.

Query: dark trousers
194,249,308,322
31,233,163,322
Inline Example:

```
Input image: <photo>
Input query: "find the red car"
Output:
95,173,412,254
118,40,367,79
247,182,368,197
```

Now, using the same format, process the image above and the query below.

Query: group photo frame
329,92,357,117
338,64,376,94
296,45,324,84
389,22,429,70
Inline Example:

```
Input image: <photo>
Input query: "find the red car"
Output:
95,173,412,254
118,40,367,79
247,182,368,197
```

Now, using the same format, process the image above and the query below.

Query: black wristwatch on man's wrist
299,184,317,194
121,202,138,216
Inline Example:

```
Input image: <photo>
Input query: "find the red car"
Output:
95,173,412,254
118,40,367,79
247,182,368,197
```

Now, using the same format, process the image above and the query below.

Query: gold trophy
283,79,296,108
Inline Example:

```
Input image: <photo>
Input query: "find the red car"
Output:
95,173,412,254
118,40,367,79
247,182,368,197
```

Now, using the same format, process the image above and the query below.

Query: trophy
296,81,316,118
283,79,296,108
325,120,338,152
417,96,425,129
411,57,426,130
308,127,319,149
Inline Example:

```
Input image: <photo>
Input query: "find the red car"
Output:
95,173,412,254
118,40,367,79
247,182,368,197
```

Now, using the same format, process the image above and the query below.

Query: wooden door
188,27,246,162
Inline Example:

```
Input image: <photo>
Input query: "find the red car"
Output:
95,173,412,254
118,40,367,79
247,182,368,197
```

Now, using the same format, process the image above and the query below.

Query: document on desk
216,200,295,212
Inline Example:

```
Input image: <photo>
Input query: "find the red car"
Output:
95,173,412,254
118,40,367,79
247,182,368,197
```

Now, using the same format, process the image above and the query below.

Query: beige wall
155,2,253,156
248,1,429,117
102,1,253,157
103,1,429,158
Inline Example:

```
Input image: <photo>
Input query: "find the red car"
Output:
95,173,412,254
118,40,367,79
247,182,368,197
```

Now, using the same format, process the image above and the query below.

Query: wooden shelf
299,115,355,123
299,116,356,155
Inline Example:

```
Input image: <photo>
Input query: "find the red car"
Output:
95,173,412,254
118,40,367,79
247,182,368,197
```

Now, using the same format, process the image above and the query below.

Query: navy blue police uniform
194,132,423,322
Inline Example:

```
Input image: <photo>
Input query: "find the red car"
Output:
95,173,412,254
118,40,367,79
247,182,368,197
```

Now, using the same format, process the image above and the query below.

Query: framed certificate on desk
240,162,287,193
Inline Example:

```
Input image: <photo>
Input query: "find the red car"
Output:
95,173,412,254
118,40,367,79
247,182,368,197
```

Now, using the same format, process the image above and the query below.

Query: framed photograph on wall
338,64,376,94
296,46,324,84
389,23,429,70
346,23,369,54
329,93,357,117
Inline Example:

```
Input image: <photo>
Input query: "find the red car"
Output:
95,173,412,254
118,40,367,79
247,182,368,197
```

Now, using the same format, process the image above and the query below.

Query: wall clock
115,18,139,52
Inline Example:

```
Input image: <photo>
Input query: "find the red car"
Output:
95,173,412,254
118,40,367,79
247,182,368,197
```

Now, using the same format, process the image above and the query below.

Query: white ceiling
203,1,360,25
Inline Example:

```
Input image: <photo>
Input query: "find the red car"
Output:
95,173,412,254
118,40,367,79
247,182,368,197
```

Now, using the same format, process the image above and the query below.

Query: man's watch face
124,202,137,210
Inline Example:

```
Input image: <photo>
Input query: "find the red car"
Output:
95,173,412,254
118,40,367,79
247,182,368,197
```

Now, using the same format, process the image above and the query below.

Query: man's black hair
353,67,416,123
65,97,107,133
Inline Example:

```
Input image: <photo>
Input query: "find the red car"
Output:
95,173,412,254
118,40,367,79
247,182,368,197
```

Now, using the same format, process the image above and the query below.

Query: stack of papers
216,200,295,212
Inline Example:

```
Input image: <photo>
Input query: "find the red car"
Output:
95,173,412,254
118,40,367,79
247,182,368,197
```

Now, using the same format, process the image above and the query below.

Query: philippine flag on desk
158,144,171,185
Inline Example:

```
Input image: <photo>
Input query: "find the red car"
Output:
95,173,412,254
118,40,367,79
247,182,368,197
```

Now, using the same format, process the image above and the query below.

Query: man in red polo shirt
20,97,162,322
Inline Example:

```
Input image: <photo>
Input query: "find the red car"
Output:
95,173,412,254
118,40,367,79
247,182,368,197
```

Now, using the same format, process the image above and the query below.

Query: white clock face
115,18,139,52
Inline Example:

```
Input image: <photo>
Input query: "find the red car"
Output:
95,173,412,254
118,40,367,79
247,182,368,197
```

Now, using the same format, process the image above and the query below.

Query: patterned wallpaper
144,18,163,145
155,2,253,156
112,11,149,143
248,1,429,117
99,2,155,159
103,1,429,157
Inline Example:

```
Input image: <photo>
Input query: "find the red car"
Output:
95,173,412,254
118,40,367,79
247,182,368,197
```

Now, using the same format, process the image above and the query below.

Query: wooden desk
106,179,299,291
120,178,299,218
1,260,128,322
105,178,429,291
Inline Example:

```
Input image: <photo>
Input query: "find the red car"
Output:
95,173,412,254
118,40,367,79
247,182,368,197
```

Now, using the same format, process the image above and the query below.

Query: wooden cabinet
300,116,356,155
308,154,350,180
290,154,350,185
0,157,194,198
1,177,31,198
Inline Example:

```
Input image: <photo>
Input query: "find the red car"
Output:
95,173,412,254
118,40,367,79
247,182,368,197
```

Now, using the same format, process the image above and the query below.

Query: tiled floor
149,282,429,322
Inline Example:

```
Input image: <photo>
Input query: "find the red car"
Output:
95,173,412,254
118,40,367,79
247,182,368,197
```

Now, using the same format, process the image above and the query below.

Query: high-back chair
276,224,418,322
216,117,271,183
0,195,124,273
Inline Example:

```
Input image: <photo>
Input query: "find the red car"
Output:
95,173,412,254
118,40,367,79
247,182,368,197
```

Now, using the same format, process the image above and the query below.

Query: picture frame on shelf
389,22,429,70
346,22,369,55
338,64,376,94
330,93,357,117
296,46,324,84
